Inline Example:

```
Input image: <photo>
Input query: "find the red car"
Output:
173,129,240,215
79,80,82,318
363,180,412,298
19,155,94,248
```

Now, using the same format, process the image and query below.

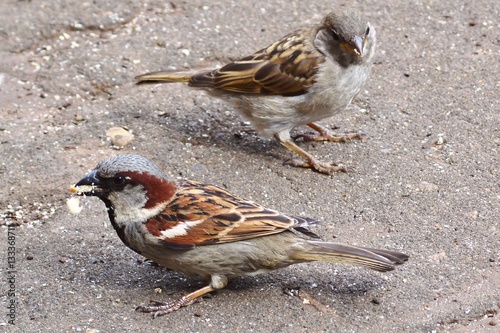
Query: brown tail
135,71,193,83
292,241,409,272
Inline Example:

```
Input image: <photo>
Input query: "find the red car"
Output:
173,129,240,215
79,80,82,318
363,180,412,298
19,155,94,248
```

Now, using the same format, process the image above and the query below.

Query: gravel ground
0,0,498,332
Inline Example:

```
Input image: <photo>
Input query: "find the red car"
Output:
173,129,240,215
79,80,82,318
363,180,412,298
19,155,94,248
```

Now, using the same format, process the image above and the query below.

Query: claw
285,158,347,175
275,130,350,175
294,123,365,143
136,284,217,316
294,131,365,143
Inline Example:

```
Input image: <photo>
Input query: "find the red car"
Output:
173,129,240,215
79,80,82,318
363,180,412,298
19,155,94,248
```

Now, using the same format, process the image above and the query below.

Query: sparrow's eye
329,29,341,41
113,175,126,185
365,27,370,35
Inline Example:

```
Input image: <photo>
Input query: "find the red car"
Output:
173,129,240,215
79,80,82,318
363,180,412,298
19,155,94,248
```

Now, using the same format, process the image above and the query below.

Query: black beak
70,170,108,196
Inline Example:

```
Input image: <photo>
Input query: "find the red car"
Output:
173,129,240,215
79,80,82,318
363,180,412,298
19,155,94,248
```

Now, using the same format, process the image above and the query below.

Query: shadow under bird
136,7,376,175
71,154,408,316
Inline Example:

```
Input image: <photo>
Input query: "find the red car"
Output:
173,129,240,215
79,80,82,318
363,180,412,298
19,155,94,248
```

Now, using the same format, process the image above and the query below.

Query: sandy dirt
0,0,498,332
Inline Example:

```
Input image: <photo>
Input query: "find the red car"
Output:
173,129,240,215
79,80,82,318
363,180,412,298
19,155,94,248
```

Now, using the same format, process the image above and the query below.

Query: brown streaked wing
150,180,300,249
189,29,325,96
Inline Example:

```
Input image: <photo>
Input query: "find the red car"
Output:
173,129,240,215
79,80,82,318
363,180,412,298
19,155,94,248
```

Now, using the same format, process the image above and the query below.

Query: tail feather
292,241,408,272
135,71,193,83
364,248,409,265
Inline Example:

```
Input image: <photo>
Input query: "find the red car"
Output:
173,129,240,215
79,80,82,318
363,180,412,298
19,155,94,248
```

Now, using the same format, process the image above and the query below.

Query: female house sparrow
71,155,407,316
136,8,376,175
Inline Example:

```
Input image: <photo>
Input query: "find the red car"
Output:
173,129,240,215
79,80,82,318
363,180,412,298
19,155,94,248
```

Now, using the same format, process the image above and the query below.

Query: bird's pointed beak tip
351,35,364,57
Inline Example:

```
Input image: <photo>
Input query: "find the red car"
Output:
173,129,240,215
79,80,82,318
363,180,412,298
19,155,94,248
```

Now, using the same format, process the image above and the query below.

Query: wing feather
144,180,319,249
188,28,325,96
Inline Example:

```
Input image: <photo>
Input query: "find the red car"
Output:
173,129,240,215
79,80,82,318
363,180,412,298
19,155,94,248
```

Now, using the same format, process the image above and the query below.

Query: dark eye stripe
329,28,340,41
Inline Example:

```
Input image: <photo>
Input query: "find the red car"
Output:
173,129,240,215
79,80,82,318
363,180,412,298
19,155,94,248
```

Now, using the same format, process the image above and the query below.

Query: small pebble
106,126,133,147
89,257,99,264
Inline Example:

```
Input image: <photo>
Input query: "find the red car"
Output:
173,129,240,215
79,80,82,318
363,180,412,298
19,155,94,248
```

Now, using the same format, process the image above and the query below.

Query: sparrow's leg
274,131,346,175
136,275,227,317
294,122,365,143
136,285,215,317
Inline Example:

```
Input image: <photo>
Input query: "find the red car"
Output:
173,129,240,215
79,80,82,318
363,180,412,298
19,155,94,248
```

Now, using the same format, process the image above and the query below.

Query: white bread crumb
67,196,83,215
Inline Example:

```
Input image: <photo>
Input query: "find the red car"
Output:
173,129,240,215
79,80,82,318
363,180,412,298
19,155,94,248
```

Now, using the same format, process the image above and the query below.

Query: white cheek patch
160,220,204,239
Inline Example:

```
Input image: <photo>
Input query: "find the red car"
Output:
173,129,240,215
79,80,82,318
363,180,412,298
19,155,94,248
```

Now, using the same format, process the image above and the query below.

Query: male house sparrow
71,154,407,316
136,8,376,175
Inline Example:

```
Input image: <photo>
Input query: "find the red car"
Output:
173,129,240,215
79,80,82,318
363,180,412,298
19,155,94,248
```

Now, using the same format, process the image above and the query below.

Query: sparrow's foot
275,132,348,175
285,158,347,175
136,285,215,317
294,122,365,143
136,297,191,317
295,131,364,143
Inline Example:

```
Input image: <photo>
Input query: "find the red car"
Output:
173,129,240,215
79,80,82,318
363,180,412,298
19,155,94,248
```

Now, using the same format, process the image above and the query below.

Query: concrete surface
0,0,498,332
